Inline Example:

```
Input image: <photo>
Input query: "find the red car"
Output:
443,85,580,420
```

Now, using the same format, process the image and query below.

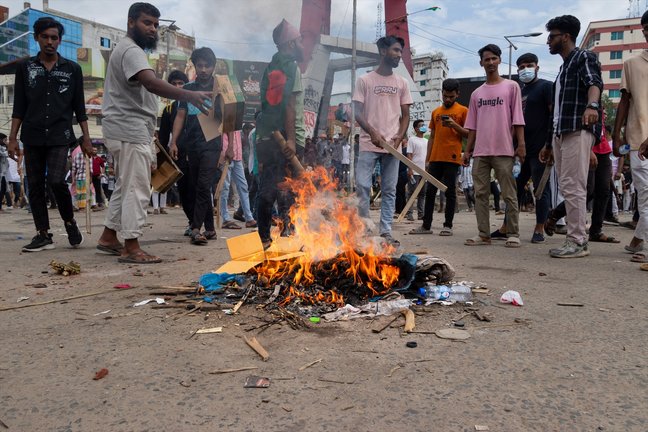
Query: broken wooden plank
401,309,416,333
195,327,223,334
244,336,270,361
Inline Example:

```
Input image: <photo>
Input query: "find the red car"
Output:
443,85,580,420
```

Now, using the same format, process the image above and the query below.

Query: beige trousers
104,139,155,239
553,130,595,245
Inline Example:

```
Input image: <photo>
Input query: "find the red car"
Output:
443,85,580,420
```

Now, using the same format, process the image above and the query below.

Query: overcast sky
3,0,640,91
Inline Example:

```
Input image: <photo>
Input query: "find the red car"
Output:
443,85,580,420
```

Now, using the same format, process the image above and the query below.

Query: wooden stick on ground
209,366,258,375
397,178,426,223
298,358,322,371
244,336,270,361
0,288,129,312
371,315,400,333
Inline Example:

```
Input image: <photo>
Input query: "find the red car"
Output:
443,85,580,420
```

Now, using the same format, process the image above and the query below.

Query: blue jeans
220,160,254,222
356,151,399,235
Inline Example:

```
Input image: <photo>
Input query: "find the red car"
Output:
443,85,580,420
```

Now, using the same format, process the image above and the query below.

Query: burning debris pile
202,167,456,317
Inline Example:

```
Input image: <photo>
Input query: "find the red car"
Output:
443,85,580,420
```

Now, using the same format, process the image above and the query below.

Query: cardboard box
198,74,246,142
215,232,304,274
151,140,183,193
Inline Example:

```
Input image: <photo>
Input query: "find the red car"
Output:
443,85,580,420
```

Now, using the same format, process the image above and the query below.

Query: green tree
601,94,615,127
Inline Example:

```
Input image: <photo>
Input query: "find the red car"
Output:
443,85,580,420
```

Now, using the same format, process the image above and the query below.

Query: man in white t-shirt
96,2,211,264
353,35,413,247
405,120,428,220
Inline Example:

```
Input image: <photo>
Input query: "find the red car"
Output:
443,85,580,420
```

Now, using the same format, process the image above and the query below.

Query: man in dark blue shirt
7,17,92,252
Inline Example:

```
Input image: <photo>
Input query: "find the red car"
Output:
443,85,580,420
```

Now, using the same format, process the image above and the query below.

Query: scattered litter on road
16,296,29,303
93,310,111,316
309,316,320,323
179,380,191,387
113,283,133,289
25,283,47,288
405,341,417,348
435,328,471,340
92,368,108,380
0,417,8,429
133,298,166,307
475,426,490,431
49,260,81,276
244,375,271,388
500,290,524,306
557,302,584,307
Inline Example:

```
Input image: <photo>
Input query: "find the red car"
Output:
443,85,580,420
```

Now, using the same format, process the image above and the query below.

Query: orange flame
255,167,400,304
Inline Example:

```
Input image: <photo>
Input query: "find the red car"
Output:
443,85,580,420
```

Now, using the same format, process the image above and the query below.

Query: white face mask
518,67,537,83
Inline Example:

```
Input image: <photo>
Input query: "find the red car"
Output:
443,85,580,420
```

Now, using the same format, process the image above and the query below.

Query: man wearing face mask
411,78,468,236
404,119,428,221
491,53,553,244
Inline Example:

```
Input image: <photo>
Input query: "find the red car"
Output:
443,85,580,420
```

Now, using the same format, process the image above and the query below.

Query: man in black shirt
491,53,553,243
7,17,92,252
169,47,222,245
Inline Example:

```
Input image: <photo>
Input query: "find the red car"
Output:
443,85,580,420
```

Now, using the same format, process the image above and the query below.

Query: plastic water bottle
419,284,451,301
419,284,473,302
447,284,472,302
618,144,631,155
512,157,521,178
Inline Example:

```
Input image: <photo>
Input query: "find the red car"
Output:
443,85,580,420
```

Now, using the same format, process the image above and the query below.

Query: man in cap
255,19,306,249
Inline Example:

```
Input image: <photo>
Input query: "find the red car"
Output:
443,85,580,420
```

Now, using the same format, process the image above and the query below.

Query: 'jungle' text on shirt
477,97,504,108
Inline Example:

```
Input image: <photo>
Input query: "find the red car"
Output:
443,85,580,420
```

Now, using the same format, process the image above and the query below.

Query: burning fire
255,167,400,305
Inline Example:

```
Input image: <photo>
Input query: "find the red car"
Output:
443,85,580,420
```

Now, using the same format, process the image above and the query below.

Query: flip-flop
118,251,162,264
439,227,453,236
409,226,434,234
96,243,124,256
465,236,491,246
630,252,648,263
505,237,521,248
589,233,620,243
222,220,242,229
190,232,208,245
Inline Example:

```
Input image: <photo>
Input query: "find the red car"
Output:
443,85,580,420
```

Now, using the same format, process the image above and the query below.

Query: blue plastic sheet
199,272,245,293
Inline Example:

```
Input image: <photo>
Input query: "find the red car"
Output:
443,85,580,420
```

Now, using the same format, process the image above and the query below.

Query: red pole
384,0,413,77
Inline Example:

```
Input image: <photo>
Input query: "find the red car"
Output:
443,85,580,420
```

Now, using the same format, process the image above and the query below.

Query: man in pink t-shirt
353,35,413,247
463,44,526,247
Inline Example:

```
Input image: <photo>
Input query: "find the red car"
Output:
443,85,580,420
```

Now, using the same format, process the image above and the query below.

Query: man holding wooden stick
353,35,413,248
255,19,306,250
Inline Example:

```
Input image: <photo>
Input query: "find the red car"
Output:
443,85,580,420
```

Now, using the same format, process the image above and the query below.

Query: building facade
412,52,448,112
581,17,648,103
0,2,196,137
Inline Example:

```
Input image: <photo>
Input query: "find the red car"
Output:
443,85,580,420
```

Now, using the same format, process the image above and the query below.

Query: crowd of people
2,3,647,271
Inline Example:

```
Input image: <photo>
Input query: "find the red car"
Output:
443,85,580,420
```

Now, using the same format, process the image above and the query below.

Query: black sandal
190,232,208,245
589,232,620,243
204,231,217,240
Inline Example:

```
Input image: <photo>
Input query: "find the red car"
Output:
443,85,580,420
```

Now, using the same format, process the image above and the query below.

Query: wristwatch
586,102,600,110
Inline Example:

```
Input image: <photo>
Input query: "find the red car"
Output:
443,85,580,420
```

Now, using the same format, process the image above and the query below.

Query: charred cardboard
215,232,304,274
198,74,246,141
